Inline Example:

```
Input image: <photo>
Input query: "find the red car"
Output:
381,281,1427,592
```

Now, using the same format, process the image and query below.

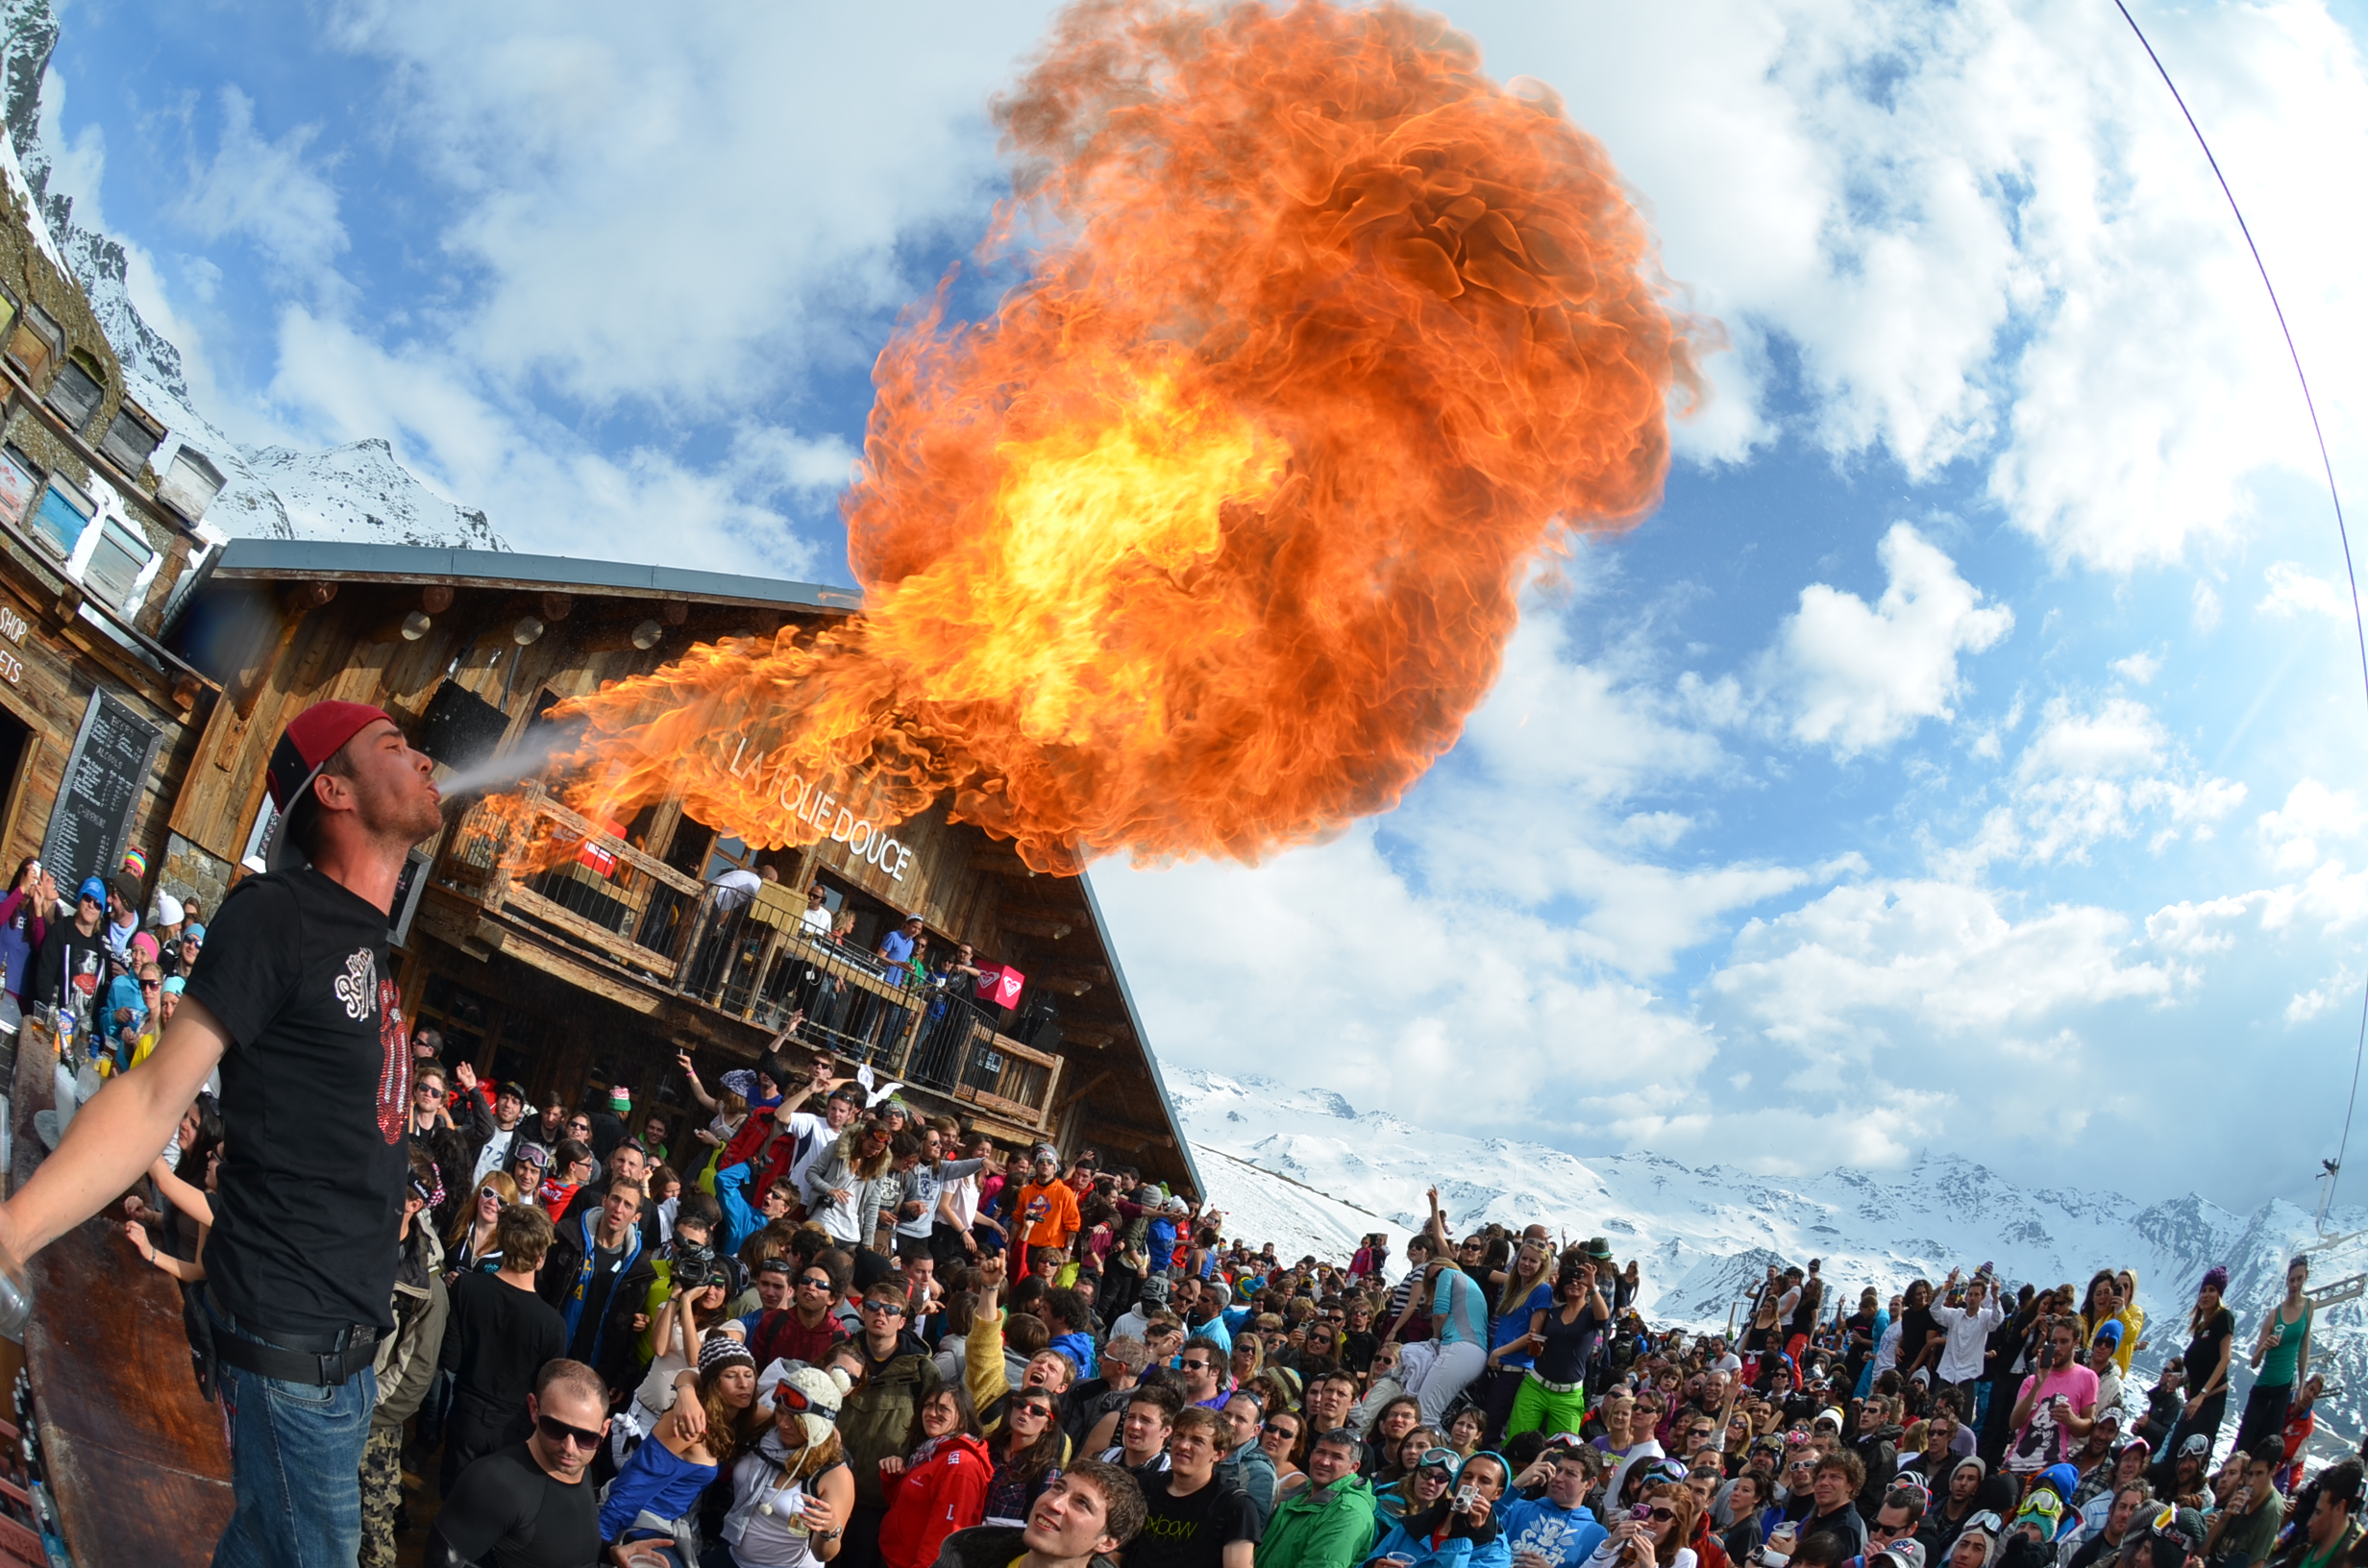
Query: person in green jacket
1261,1428,1379,1568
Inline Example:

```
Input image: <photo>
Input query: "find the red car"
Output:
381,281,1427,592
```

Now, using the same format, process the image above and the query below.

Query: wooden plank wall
0,563,202,885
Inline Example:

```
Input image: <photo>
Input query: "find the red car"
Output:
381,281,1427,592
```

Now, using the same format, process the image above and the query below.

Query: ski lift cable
2110,0,2368,1220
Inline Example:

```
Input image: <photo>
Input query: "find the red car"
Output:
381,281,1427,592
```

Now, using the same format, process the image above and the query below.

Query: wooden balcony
432,789,1067,1134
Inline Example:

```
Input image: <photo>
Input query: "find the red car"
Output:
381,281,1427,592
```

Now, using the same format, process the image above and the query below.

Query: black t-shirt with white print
185,867,411,1335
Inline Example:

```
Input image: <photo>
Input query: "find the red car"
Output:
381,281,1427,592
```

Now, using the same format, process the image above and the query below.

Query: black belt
205,1298,382,1387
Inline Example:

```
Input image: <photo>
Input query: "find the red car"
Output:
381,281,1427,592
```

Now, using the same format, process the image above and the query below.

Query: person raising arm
0,703,447,1568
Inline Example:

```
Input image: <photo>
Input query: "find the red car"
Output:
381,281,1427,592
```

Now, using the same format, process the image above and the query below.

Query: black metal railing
433,791,1068,1128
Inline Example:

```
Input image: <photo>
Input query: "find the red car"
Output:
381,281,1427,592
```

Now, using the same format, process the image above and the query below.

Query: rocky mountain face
1170,1066,2368,1456
0,0,504,550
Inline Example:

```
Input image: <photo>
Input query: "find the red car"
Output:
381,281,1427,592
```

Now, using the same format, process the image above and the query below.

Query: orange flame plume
548,0,1704,873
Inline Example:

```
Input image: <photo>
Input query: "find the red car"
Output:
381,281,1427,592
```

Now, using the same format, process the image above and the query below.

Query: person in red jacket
880,1385,994,1568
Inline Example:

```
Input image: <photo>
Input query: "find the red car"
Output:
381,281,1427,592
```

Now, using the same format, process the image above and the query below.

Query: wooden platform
11,1023,233,1564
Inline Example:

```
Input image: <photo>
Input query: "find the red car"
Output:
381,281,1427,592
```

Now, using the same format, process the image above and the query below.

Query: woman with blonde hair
445,1169,519,1275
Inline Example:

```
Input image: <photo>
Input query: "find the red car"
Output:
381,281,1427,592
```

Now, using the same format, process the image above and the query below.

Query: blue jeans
210,1330,377,1568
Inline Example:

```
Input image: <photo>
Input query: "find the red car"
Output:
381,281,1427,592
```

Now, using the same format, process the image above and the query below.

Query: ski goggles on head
773,1382,839,1422
1961,1512,2004,1537
1417,1447,1463,1477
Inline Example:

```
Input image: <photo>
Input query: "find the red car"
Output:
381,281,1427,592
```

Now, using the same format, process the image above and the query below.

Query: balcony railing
434,788,1066,1130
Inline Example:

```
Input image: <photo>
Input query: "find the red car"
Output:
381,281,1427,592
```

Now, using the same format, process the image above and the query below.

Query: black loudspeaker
420,679,510,771
1018,1000,1061,1052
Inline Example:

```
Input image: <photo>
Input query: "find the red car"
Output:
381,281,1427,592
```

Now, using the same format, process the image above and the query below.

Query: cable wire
2109,0,2368,1214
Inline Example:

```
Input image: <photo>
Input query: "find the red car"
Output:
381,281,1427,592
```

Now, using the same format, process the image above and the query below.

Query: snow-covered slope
1170,1065,2368,1451
0,0,505,551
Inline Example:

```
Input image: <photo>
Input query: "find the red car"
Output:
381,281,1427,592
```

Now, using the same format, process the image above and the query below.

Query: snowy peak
1165,1062,2368,1452
247,439,505,550
0,0,502,550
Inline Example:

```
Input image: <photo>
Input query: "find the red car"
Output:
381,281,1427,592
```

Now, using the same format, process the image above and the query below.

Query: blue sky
34,0,2368,1212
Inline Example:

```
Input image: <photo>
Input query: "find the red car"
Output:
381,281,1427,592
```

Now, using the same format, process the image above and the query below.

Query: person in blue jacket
1365,1451,1514,1568
1499,1445,1610,1568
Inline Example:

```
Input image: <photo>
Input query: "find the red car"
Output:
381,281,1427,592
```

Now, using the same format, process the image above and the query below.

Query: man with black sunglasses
427,1359,606,1568
838,1276,943,1568
744,1251,851,1368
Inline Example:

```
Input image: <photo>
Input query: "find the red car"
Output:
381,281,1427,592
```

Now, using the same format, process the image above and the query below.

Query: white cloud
1760,522,2012,757
1461,0,2366,574
2005,696,2246,863
2258,561,2356,620
1709,877,2173,1063
268,307,838,571
323,0,1038,413
171,89,348,300
2257,778,2368,871
2111,650,2162,685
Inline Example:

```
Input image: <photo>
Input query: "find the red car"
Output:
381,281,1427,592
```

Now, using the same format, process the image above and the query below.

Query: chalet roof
1082,870,1204,1196
210,538,864,614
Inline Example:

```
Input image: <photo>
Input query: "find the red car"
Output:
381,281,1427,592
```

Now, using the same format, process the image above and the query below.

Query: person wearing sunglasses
1373,1444,1458,1529
982,1387,1070,1530
747,1252,854,1370
445,1170,520,1277
1581,1480,1696,1568
1367,1449,1512,1568
834,1277,944,1568
427,1359,609,1568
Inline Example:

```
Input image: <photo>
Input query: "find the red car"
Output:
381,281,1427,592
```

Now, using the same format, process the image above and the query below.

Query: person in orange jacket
1013,1145,1082,1278
880,1385,995,1568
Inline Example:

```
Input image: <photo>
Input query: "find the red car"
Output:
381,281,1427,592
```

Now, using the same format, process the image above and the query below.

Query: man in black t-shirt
28,874,110,1038
0,699,447,1568
1131,1406,1261,1568
427,1360,607,1568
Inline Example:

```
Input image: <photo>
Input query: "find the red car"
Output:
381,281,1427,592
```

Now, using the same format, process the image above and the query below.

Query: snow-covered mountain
0,0,505,551
1170,1065,2368,1454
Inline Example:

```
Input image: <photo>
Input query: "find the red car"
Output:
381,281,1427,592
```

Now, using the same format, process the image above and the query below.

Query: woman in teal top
1386,1187,1492,1428
2236,1254,2313,1453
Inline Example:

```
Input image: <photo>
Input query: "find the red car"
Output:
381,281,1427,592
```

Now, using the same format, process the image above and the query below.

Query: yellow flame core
868,373,1287,750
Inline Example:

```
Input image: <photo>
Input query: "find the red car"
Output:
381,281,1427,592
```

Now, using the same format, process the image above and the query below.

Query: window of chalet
0,446,38,529
46,351,105,432
6,303,62,386
81,515,157,611
29,472,91,558
98,402,163,476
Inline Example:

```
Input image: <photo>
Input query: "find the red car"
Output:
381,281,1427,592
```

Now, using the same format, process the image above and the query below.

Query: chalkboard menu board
40,687,162,890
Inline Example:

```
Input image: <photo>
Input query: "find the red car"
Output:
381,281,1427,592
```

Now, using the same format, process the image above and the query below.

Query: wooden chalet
161,538,1199,1183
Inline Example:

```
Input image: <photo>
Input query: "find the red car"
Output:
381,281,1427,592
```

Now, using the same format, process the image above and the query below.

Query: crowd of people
102,1002,2368,1568
2,702,2359,1568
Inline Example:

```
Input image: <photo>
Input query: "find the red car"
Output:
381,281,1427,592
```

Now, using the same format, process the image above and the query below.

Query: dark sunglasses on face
861,1300,906,1316
1646,1507,1677,1522
537,1412,603,1451
798,1274,833,1290
479,1187,503,1202
1180,1359,1211,1370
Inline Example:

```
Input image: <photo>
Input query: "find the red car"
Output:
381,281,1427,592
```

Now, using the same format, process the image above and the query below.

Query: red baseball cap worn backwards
263,700,395,871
